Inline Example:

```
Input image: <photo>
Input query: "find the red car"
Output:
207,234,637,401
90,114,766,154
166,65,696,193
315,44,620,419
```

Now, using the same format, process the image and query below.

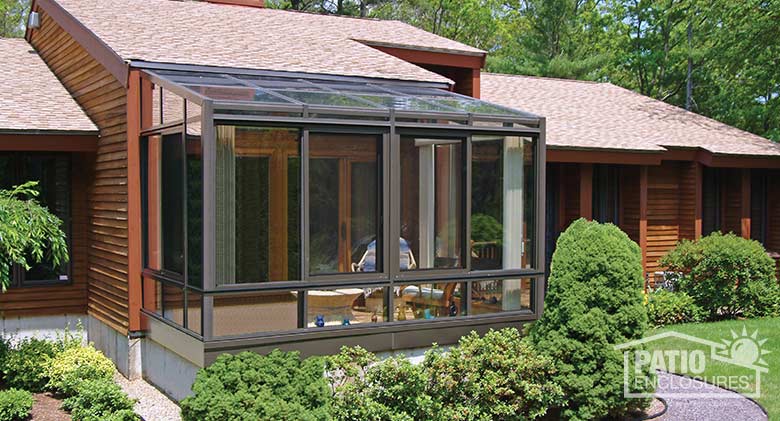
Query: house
1,0,545,400
1,0,778,403
481,74,780,281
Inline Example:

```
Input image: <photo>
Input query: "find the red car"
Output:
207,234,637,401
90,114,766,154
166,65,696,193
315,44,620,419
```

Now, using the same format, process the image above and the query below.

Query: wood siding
721,168,742,235
678,162,698,241
560,163,580,229
30,11,129,333
0,154,91,316
645,162,682,274
767,170,780,253
620,165,640,244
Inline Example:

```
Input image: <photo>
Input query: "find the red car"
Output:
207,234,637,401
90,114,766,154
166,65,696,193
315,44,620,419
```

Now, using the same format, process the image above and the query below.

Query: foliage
661,232,780,320
529,219,651,420
424,329,564,421
646,289,704,327
62,379,138,421
327,329,563,421
0,181,69,292
1,337,59,392
0,0,29,38
0,389,33,421
470,213,502,245
0,337,10,382
180,350,331,421
45,344,116,396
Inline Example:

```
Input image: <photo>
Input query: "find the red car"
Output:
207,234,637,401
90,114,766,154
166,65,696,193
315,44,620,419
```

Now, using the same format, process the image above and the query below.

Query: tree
0,0,29,38
0,182,69,292
267,0,385,16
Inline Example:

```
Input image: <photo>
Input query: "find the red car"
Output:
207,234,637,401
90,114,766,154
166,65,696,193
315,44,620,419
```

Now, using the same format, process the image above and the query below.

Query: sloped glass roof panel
185,85,293,104
273,90,382,108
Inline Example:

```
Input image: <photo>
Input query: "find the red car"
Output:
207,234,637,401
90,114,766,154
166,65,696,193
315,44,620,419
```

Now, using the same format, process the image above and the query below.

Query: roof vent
28,11,40,29
205,0,265,7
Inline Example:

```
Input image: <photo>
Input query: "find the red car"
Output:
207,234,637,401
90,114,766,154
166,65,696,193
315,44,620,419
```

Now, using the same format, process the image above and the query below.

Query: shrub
661,232,780,320
0,389,34,421
0,337,10,381
46,344,115,396
1,337,59,392
62,379,138,421
180,350,331,421
424,329,564,421
646,289,705,327
529,219,651,421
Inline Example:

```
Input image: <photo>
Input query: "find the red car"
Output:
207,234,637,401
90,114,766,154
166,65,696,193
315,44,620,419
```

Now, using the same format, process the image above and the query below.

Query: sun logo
717,326,771,368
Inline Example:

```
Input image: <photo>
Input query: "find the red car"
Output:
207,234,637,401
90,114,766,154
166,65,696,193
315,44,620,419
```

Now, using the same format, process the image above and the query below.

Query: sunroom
137,66,546,363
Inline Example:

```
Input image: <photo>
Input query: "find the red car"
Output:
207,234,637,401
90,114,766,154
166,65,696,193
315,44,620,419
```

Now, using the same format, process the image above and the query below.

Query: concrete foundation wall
0,314,87,344
142,338,199,402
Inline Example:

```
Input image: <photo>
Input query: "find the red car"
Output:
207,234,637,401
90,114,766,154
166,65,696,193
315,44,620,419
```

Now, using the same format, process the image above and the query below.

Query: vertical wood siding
30,12,129,333
720,168,742,235
678,161,698,241
0,154,90,316
645,162,681,274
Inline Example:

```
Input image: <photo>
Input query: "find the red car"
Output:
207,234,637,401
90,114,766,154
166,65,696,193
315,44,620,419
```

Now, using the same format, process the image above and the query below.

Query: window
751,170,768,243
215,126,301,284
309,133,382,275
470,279,533,314
400,136,465,270
592,164,620,225
0,153,71,286
471,136,536,271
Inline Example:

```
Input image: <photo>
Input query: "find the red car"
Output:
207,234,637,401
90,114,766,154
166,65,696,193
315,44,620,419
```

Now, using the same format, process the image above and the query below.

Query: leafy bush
0,389,33,421
646,289,705,327
661,232,780,320
62,379,138,421
529,219,651,420
180,350,331,421
1,337,59,392
0,337,10,382
46,344,115,396
425,329,564,421
471,213,503,244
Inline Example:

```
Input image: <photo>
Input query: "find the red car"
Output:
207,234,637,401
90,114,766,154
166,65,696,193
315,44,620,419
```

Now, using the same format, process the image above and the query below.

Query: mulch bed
30,392,71,421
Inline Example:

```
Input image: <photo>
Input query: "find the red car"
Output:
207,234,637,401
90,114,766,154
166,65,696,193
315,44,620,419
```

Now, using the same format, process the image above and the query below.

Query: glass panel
161,134,185,275
433,98,525,116
22,155,71,283
151,85,162,127
352,94,455,112
212,291,298,336
400,137,464,270
592,164,619,224
309,133,381,274
307,287,386,327
145,136,162,271
142,277,163,316
216,127,301,284
186,100,202,138
157,70,244,87
162,88,184,124
394,282,465,320
187,290,202,335
273,90,379,108
187,133,203,287
162,283,185,326
185,85,290,104
471,136,535,271
470,279,533,314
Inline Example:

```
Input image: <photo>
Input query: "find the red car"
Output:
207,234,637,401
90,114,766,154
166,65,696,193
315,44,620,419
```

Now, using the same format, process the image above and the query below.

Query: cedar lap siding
481,73,780,283
29,11,130,333
22,0,486,336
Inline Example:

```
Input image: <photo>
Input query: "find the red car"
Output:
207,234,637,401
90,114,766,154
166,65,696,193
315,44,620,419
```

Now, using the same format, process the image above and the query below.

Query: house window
592,164,620,225
751,170,768,244
702,167,721,236
0,153,71,287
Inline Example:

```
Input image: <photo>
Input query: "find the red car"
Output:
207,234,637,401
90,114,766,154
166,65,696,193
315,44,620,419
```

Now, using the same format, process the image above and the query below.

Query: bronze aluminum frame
137,70,547,352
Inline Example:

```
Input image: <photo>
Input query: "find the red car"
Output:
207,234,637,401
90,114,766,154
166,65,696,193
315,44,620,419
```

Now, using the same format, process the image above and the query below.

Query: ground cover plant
62,379,138,421
529,219,652,420
45,344,115,396
0,388,34,421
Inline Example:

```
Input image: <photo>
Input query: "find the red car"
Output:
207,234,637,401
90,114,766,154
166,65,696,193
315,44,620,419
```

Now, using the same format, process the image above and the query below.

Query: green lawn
646,317,780,420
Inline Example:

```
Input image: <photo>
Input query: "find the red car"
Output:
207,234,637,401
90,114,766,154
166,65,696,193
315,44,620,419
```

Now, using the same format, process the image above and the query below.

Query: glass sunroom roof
145,68,539,121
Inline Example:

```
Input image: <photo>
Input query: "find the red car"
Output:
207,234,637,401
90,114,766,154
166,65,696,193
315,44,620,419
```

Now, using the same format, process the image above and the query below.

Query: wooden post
741,169,751,239
127,70,143,332
639,166,649,285
695,162,703,239
580,163,593,220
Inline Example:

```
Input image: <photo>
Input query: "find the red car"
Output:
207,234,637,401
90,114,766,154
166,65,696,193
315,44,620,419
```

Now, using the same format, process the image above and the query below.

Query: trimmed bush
61,379,138,421
180,350,331,421
529,219,651,420
46,344,116,396
1,337,59,392
0,389,33,421
661,232,780,320
425,329,564,421
646,289,705,327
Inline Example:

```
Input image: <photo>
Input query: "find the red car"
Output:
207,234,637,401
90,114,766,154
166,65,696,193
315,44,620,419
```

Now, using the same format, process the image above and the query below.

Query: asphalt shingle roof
54,0,485,84
0,38,97,133
482,73,780,157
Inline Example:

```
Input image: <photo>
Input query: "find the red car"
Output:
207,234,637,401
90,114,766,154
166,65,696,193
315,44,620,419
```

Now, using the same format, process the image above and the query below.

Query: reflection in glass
307,288,386,327
162,283,185,326
394,283,465,320
216,127,301,284
309,133,380,274
187,290,203,335
470,279,532,314
212,291,298,336
161,134,185,275
400,137,463,270
470,136,535,270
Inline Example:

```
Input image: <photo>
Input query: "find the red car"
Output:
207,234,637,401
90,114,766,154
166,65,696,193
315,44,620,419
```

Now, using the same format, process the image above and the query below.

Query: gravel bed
114,373,181,421
655,371,767,421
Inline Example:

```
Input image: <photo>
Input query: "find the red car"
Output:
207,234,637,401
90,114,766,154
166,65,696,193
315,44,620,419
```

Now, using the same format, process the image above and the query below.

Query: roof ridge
484,72,605,85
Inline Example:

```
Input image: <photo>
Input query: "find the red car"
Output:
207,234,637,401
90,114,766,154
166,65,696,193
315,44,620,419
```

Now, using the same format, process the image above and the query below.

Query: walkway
655,371,767,421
